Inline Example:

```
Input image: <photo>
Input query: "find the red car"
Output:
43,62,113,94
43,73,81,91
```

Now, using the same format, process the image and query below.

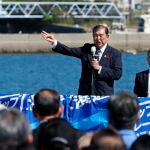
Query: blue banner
0,94,149,135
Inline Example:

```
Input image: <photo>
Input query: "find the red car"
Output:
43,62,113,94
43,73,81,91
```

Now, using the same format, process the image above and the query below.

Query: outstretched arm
41,30,82,58
41,31,57,44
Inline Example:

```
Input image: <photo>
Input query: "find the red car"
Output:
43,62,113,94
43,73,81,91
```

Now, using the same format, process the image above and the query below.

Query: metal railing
0,2,123,19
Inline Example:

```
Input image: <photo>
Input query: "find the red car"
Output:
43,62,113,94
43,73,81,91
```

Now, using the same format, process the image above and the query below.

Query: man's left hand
91,59,101,70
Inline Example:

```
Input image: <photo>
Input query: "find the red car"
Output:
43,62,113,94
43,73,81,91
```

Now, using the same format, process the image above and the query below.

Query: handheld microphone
91,46,96,58
91,46,98,60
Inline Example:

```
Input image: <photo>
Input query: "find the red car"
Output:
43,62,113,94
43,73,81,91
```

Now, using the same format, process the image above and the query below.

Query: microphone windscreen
91,46,96,55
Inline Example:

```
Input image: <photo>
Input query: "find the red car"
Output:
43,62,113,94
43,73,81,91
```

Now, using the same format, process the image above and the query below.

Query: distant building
136,14,150,33
107,0,142,10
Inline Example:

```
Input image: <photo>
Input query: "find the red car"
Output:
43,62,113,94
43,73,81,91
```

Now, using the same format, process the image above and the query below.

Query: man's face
93,28,109,48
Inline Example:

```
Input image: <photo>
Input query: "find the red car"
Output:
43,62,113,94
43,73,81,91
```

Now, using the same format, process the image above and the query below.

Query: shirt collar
40,119,47,124
119,129,137,136
100,43,107,53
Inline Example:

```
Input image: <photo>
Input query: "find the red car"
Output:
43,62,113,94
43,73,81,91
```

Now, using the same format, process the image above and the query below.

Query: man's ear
107,34,109,38
56,106,64,117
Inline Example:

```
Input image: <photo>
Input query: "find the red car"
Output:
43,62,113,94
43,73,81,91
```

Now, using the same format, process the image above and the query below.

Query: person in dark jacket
41,24,122,96
32,88,84,149
134,50,150,97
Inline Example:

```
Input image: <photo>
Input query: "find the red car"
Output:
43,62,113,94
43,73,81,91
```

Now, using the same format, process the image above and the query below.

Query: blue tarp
0,94,149,135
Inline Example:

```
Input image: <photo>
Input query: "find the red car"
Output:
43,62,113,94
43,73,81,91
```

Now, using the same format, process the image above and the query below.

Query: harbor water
0,52,148,95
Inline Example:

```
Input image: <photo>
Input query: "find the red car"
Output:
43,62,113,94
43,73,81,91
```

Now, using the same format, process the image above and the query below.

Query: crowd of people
0,24,150,149
0,90,149,150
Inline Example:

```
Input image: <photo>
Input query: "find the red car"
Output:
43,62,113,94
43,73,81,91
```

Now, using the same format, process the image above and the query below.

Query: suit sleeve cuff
51,40,58,49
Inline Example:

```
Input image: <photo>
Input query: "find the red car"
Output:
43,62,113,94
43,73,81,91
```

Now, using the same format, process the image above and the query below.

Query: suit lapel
99,45,111,64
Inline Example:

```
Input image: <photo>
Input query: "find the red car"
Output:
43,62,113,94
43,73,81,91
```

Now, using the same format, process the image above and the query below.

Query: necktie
91,49,101,94
96,49,102,61
99,50,102,61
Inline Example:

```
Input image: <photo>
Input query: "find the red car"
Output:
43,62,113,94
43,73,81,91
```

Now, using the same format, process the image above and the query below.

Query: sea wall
0,32,150,54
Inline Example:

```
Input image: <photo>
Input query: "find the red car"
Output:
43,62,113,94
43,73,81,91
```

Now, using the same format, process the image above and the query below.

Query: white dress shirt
51,40,58,49
98,43,107,74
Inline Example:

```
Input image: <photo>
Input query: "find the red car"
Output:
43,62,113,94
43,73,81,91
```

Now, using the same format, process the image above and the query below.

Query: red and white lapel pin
104,55,110,59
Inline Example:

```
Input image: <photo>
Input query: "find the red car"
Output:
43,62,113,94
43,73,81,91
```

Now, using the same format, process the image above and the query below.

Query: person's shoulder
32,127,40,139
107,45,121,54
81,43,94,53
74,128,85,139
83,43,94,47
82,43,94,49
136,70,149,75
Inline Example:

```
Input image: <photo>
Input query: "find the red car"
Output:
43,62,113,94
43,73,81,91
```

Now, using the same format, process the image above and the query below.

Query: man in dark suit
41,24,122,96
134,50,150,97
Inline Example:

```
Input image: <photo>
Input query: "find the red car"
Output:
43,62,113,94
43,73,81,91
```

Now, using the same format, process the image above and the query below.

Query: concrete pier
0,32,150,54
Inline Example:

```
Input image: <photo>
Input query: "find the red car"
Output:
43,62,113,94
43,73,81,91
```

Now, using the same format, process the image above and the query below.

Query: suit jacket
32,118,85,150
53,42,122,96
134,70,149,97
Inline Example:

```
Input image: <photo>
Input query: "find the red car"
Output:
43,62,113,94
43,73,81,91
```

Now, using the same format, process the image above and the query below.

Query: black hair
147,50,150,57
92,24,109,35
130,134,150,150
90,126,126,150
33,88,60,116
108,91,139,129
37,118,79,150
